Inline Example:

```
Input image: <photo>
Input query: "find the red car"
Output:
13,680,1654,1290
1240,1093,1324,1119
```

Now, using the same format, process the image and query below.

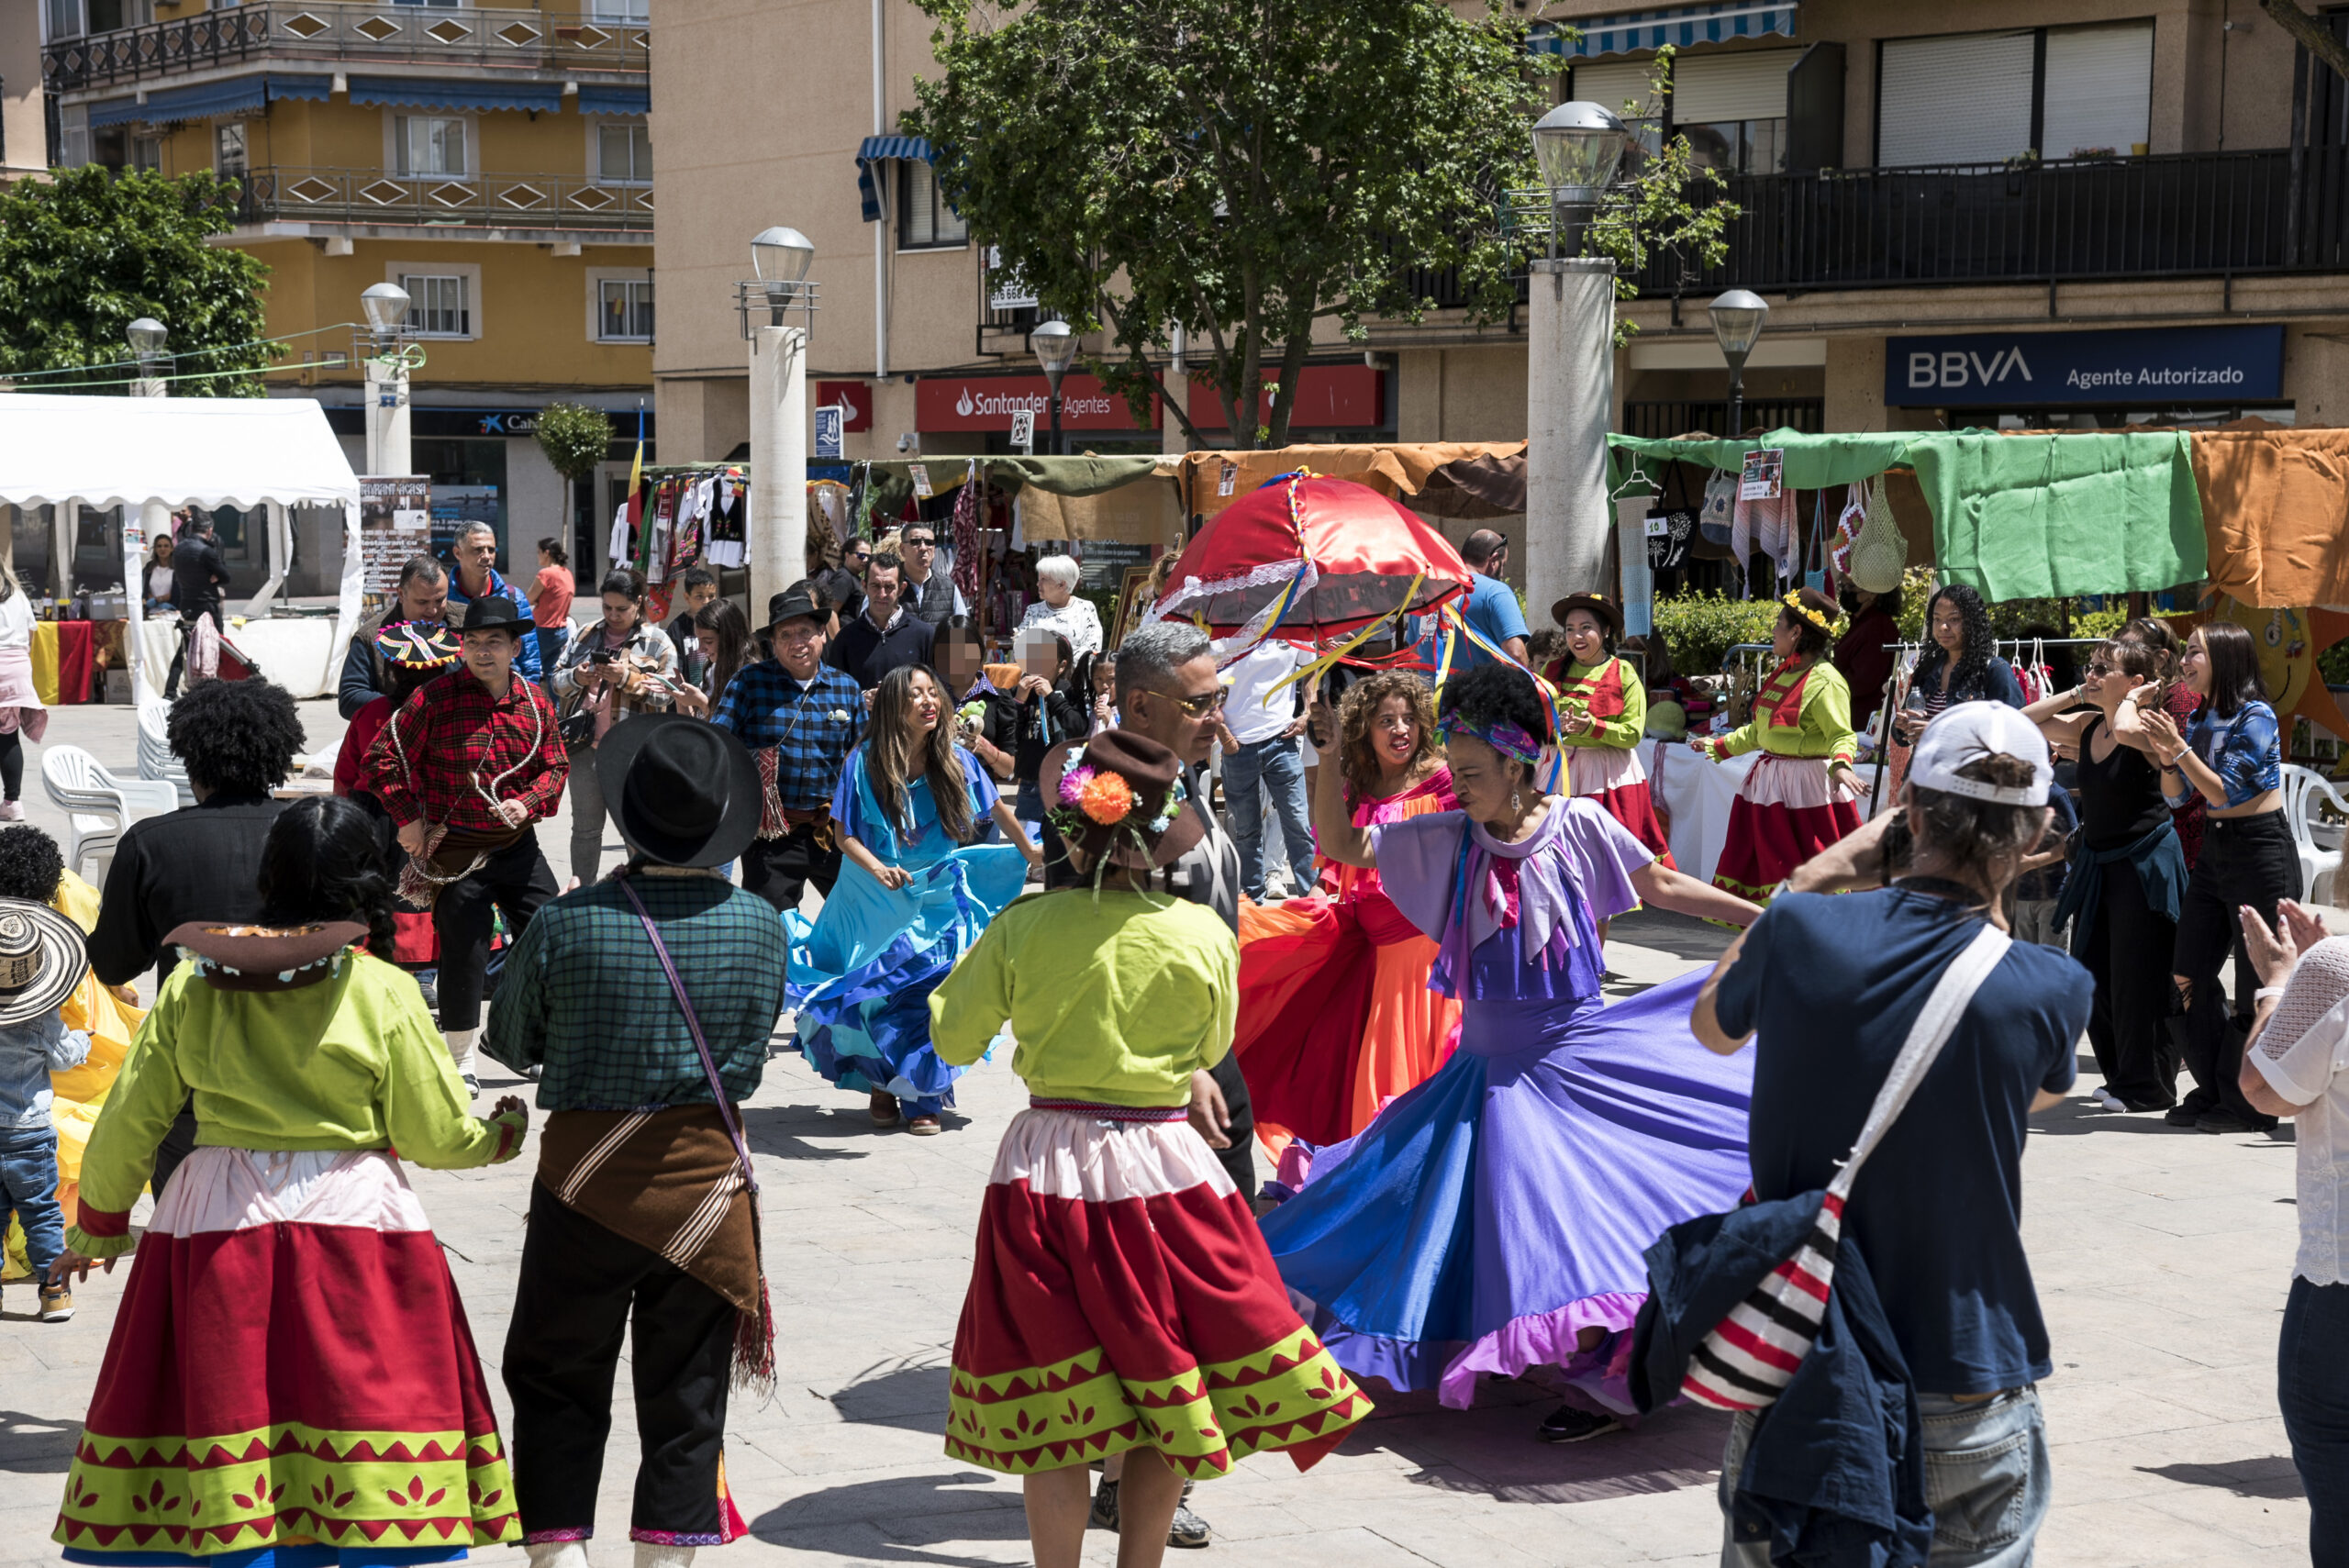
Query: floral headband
1438,713,1544,765
1780,590,1838,637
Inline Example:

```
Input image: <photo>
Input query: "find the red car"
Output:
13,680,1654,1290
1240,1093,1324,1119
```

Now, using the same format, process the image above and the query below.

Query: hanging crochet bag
1844,475,1909,595
1698,469,1738,552
1676,923,2012,1412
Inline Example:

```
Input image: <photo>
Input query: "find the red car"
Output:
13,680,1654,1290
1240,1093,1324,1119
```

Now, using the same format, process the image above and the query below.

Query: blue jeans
2280,1275,2349,1566
1222,735,1314,899
1720,1387,2051,1566
0,1127,64,1280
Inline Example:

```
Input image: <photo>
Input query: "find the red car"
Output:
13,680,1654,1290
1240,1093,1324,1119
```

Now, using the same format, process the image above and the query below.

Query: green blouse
1703,657,1859,768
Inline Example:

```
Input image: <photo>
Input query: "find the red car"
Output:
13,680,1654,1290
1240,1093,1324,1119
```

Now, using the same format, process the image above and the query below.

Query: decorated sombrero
165,921,368,992
0,899,89,1027
374,620,462,671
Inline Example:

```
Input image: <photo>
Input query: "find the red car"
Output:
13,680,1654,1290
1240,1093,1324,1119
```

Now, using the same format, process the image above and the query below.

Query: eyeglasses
1164,687,1228,717
903,535,936,549
2086,661,2113,675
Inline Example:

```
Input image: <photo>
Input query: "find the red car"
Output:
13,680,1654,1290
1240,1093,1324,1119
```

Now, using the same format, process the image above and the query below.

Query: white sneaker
0,801,23,822
2098,1090,2125,1111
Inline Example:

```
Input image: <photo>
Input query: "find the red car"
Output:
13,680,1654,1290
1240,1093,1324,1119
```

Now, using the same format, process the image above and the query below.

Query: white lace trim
1143,559,1316,627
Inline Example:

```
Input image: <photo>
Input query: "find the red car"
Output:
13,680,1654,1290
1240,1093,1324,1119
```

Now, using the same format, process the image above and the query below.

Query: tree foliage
0,167,277,396
907,3,1739,448
534,402,615,484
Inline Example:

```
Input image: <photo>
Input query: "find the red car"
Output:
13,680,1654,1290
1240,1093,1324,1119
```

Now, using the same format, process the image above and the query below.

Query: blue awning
264,73,336,103
855,134,932,223
577,83,650,116
1529,2,1798,59
88,75,264,126
348,76,564,113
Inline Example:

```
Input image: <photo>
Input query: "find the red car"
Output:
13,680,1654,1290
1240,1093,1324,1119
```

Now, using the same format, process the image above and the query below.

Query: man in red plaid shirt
364,596,568,1095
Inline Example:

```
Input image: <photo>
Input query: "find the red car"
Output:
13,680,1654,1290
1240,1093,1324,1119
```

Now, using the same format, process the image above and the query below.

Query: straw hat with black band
596,712,765,870
0,900,90,1026
1037,730,1204,873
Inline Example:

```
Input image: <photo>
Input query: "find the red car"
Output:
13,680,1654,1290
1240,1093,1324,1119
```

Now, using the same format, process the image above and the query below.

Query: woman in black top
2024,638,2187,1111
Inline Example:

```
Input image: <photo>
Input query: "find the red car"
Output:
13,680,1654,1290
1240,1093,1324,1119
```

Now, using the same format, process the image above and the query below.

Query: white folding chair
40,745,179,883
136,695,196,807
2279,763,2348,906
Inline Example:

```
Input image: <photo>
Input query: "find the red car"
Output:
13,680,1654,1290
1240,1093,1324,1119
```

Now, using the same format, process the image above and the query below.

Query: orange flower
1077,771,1134,825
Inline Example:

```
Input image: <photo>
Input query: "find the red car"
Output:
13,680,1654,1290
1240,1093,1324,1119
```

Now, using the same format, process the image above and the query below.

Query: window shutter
1569,60,1661,120
2041,21,2154,157
1673,49,1799,125
1877,30,2037,168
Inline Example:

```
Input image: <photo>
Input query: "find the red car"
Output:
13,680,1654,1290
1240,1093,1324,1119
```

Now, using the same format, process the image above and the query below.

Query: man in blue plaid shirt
712,585,865,911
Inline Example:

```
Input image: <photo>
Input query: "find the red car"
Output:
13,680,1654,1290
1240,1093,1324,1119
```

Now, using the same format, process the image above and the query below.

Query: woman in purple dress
1262,663,1764,1442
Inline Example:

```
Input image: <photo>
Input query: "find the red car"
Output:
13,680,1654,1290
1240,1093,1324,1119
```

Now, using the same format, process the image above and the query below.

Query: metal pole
1524,255,1618,608
1049,390,1063,457
1725,350,1749,439
749,320,808,616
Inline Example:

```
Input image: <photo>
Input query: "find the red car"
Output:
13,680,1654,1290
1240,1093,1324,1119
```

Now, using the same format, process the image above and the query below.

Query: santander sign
918,373,1157,432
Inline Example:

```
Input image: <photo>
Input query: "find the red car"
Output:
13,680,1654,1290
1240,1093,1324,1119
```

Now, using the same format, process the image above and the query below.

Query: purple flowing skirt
1256,967,1754,1412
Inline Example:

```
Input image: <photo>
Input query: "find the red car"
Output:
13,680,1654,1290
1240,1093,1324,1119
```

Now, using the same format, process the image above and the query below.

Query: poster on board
359,475,430,595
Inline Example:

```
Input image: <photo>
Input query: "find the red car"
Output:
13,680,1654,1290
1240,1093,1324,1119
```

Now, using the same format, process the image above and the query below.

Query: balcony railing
234,166,651,234
1632,148,2349,295
45,4,647,93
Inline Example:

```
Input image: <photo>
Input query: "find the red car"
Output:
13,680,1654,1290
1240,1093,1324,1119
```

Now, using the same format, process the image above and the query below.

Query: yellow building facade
38,0,654,590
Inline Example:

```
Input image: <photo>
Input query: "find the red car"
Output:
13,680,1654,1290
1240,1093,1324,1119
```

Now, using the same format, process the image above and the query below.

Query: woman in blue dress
790,663,1038,1134
1261,662,1765,1443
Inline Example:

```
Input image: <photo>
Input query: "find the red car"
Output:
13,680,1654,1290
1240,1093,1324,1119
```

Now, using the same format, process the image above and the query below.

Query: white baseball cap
1909,700,2053,806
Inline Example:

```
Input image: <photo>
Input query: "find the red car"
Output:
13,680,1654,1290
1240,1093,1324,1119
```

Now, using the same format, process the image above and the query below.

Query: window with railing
395,115,469,177
402,274,471,337
596,121,651,184
591,0,651,18
598,278,652,341
896,161,968,250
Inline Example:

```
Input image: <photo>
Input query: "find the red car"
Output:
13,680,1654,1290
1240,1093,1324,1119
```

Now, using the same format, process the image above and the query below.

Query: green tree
906,2,1735,448
533,402,614,550
0,167,278,396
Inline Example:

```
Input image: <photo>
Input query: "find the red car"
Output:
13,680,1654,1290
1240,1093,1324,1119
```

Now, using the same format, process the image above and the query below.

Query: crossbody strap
1825,920,2011,1203
614,872,760,1196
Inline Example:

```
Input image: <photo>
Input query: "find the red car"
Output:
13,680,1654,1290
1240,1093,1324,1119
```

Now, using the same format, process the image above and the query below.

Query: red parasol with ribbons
1149,473,1472,644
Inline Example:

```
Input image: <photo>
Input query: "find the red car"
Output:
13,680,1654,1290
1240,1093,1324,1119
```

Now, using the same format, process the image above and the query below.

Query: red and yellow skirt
1711,753,1862,903
948,1102,1373,1478
1566,744,1675,866
55,1147,518,1564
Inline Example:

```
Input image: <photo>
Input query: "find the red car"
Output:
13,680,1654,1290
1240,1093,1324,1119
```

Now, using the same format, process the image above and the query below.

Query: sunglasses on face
1168,688,1228,717
2086,661,2113,675
903,536,936,548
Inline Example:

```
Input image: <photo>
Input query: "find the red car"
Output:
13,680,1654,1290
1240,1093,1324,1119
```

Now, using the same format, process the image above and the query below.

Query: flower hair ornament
1038,731,1206,892
1780,589,1840,639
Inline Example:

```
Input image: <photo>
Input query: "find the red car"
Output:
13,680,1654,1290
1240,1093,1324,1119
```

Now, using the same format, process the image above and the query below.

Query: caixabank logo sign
919,373,1154,431
1885,325,2285,406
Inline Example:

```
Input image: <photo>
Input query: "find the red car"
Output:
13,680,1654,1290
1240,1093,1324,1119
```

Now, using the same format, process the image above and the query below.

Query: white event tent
0,394,364,700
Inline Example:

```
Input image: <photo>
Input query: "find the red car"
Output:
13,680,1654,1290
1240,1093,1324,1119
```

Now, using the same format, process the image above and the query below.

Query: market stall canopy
0,393,360,512
851,455,1182,545
1171,443,1530,520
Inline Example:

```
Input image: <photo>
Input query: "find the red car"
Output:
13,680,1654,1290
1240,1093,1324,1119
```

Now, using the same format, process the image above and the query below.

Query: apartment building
653,0,2349,471
34,0,656,586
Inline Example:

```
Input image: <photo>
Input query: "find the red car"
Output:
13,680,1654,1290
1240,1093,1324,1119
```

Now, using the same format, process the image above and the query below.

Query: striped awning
1529,2,1798,59
85,73,333,128
577,83,650,116
348,76,564,113
855,135,933,224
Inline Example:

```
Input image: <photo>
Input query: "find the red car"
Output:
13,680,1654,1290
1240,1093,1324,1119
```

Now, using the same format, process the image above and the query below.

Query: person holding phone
551,569,679,884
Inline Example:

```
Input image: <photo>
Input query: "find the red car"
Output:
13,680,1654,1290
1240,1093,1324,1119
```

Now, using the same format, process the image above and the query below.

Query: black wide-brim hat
596,713,764,870
460,595,528,634
0,899,90,1026
1550,592,1624,641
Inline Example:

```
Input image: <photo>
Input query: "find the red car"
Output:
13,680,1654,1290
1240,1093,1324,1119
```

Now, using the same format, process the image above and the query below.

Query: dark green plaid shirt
484,872,787,1111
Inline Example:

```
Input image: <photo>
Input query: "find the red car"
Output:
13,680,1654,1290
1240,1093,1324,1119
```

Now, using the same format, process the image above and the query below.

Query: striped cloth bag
1681,922,2013,1412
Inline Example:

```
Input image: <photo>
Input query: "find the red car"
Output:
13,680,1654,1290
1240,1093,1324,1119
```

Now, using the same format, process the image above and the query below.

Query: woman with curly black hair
1894,584,2024,746
1263,662,1764,1445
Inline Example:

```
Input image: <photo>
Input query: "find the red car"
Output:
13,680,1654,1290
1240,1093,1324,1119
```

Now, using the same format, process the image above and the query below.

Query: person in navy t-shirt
1694,701,2092,1568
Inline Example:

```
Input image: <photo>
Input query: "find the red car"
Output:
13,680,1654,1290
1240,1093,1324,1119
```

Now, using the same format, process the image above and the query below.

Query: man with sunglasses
817,540,870,625
896,525,967,630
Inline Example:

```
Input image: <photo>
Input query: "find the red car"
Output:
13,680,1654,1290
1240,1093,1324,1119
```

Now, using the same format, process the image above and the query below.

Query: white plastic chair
40,745,180,883
136,695,195,808
2280,763,2349,906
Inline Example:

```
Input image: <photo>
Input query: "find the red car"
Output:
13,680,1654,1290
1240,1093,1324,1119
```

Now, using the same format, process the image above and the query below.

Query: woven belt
1028,1097,1187,1123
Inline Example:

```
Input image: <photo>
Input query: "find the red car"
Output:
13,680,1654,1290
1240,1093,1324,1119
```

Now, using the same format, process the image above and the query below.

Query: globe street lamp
126,317,168,398
751,225,816,324
1708,289,1770,439
1531,100,1630,261
744,227,818,614
1030,319,1078,457
359,283,414,477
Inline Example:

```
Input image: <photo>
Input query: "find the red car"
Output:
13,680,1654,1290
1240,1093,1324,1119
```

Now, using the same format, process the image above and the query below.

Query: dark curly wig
0,826,66,904
256,795,397,960
1436,662,1551,784
169,679,306,798
1912,583,1998,703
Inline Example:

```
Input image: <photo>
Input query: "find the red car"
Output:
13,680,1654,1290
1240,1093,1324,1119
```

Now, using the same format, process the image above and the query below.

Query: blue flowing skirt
1256,967,1753,1412
785,845,1030,1107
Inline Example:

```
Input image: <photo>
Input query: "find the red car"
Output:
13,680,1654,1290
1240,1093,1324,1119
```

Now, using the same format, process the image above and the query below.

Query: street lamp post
1030,319,1077,457
1524,102,1630,612
126,318,168,399
1708,289,1770,439
744,226,818,617
360,282,413,477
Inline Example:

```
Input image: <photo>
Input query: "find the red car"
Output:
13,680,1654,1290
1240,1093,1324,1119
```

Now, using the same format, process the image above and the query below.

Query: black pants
2081,854,2180,1110
2175,811,2299,1128
506,1181,738,1544
432,830,558,1032
161,603,224,697
0,728,22,803
741,823,841,914
1208,1053,1257,1200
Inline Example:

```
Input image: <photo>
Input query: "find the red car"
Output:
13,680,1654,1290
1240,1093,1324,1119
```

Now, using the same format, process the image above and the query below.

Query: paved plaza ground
0,701,2314,1564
